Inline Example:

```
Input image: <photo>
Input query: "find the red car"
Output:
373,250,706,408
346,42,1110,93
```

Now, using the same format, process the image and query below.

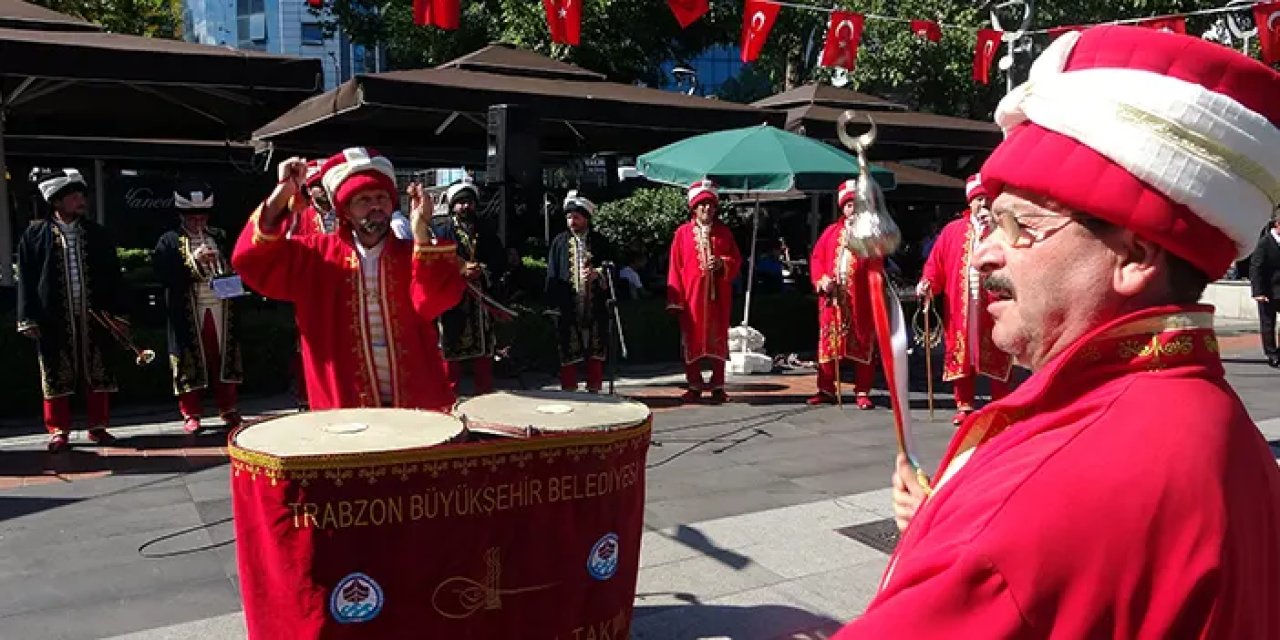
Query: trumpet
88,309,156,366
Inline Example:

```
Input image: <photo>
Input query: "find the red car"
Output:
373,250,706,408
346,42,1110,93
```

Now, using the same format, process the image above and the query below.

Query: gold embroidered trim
1096,312,1214,340
250,211,284,245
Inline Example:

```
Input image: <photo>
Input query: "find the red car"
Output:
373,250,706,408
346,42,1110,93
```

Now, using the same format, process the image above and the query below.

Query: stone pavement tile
0,546,229,618
634,554,787,610
773,557,890,622
632,584,843,640
194,497,233,524
1,483,194,538
640,529,713,569
736,529,886,581
789,464,896,497
0,526,214,581
646,461,788,502
1,501,205,551
834,489,895,522
683,499,882,551
102,612,246,640
0,577,241,640
746,447,886,481
645,481,823,530
184,475,231,503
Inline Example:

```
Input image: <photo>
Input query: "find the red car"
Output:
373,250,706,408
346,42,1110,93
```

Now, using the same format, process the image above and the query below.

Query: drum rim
453,390,651,437
229,416,653,475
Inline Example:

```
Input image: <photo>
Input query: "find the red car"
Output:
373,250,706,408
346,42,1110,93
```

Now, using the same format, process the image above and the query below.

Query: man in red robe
839,26,1280,638
808,179,876,408
666,179,742,404
231,148,465,411
916,174,1014,424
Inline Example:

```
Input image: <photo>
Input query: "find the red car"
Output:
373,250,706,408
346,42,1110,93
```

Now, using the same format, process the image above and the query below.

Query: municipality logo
329,572,384,623
586,533,619,581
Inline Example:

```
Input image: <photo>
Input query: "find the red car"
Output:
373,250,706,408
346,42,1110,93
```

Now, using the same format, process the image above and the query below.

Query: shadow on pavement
0,495,83,522
668,524,753,571
632,601,843,639
0,434,228,483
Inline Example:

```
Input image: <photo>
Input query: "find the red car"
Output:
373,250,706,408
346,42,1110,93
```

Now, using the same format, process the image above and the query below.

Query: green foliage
322,0,729,85
31,0,182,36
593,186,691,260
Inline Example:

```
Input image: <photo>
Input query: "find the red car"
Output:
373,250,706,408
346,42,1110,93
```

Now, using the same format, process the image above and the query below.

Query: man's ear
1112,230,1162,297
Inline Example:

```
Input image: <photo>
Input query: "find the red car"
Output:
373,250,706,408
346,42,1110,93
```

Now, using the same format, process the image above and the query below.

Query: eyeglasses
989,208,1078,248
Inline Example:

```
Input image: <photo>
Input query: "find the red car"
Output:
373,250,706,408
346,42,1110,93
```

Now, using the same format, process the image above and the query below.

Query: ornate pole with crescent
837,110,932,494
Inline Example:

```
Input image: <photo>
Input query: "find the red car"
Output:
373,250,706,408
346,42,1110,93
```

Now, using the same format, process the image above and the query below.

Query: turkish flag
1136,16,1186,33
909,19,941,42
1255,1,1280,65
973,28,1001,85
819,11,864,70
412,0,459,29
667,0,708,28
307,0,321,8
542,0,581,45
739,0,780,63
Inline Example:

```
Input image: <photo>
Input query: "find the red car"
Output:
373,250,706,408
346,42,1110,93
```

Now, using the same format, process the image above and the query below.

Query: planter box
1200,280,1259,323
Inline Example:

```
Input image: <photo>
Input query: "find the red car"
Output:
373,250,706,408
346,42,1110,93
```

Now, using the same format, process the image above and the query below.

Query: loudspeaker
486,104,541,187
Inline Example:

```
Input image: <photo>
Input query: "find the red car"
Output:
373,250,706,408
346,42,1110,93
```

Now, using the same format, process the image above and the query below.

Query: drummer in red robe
838,26,1280,638
231,148,465,411
808,179,877,408
666,179,742,404
916,174,1014,424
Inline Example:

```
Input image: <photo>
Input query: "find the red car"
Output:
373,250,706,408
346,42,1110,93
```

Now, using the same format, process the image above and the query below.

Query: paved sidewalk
1,332,1276,640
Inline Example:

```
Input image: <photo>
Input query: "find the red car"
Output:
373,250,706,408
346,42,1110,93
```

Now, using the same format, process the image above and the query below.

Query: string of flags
382,0,1280,76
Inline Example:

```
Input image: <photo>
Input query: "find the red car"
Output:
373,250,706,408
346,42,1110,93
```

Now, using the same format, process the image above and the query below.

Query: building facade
182,0,379,89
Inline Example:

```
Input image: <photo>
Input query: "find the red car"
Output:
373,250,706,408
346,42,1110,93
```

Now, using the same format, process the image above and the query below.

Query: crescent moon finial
837,110,877,157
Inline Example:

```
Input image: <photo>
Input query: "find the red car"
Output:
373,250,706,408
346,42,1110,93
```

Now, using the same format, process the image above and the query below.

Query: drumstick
924,296,935,422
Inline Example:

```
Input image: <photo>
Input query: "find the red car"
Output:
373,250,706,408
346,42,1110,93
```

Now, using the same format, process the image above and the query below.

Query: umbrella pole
742,198,760,331
0,110,13,287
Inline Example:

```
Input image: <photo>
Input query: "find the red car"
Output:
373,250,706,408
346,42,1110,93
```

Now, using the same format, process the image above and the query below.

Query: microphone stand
601,262,628,395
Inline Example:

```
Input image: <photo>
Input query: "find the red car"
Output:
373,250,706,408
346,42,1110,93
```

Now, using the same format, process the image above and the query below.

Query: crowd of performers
11,23,1280,637
12,146,1034,452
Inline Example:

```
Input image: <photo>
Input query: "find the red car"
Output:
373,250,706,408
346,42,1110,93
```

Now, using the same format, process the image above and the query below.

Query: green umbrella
636,123,897,193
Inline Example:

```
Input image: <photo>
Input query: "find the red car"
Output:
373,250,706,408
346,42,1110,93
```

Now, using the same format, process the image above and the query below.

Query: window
237,0,266,48
301,22,324,45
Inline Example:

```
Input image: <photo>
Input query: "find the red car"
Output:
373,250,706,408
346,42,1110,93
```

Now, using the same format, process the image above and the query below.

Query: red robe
810,220,874,364
231,207,465,412
921,215,1012,381
835,304,1280,638
286,202,330,238
666,220,741,363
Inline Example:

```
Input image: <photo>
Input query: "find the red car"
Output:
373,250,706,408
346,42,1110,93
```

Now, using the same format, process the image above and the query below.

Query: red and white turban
319,147,398,215
304,159,325,189
837,179,858,209
965,174,986,203
981,25,1280,278
687,179,719,209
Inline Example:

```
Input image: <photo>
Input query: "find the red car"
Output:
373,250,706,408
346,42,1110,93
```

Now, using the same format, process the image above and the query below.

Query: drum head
455,391,650,437
232,408,465,457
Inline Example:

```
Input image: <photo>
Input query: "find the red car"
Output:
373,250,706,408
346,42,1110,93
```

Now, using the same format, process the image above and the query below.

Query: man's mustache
984,273,1015,298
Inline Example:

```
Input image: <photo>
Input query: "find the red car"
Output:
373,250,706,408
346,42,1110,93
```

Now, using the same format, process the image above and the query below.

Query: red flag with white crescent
307,0,322,8
1255,1,1280,65
542,0,581,45
667,0,708,28
909,19,942,42
1136,16,1186,33
819,11,864,70
739,0,780,62
973,28,1002,85
412,0,459,29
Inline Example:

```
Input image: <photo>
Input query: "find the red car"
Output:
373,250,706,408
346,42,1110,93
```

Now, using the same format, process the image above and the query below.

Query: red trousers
684,359,726,391
560,360,604,392
44,389,110,435
816,359,876,396
178,310,238,419
447,357,494,396
952,374,1011,409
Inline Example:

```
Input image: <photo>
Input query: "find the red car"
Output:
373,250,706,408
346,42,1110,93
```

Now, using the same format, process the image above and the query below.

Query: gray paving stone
0,577,241,640
646,461,787,502
736,529,886,580
183,475,231,503
1,547,229,618
775,557,891,622
632,584,842,640
645,480,822,527
102,612,246,640
0,501,204,551
634,554,786,610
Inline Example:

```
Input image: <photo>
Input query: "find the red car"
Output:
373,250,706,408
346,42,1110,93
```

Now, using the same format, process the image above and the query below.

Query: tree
321,0,732,85
31,0,182,37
